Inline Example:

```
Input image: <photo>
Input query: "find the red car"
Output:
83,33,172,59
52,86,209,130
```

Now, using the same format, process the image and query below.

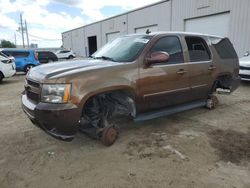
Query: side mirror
146,51,170,67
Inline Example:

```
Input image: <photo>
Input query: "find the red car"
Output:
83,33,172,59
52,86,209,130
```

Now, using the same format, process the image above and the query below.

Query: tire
68,55,74,59
0,72,3,83
25,64,34,74
48,59,53,63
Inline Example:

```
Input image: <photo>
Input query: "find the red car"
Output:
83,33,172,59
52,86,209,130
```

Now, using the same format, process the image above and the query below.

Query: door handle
208,65,216,70
176,69,187,75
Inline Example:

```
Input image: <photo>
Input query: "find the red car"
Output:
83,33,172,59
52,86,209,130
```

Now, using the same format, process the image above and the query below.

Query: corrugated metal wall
62,0,250,57
172,0,250,56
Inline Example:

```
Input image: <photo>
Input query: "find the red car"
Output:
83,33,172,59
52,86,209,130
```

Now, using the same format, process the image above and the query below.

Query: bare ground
0,74,250,188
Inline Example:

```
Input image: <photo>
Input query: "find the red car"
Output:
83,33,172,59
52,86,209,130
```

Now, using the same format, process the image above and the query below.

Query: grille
27,79,40,88
239,74,250,79
25,79,40,103
26,90,40,102
240,66,250,70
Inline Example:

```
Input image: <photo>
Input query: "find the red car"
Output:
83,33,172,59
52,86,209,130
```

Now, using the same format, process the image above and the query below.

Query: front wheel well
81,90,136,128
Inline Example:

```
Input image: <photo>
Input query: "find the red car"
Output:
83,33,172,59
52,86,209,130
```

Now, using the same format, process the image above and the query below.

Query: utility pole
14,33,17,46
25,20,29,48
20,14,25,48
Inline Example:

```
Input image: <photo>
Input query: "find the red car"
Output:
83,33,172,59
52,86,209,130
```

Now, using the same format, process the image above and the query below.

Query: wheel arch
79,86,137,117
0,71,4,79
211,72,235,92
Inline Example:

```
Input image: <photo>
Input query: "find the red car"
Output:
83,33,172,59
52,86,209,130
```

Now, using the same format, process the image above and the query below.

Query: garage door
106,32,120,42
185,13,230,37
135,25,158,34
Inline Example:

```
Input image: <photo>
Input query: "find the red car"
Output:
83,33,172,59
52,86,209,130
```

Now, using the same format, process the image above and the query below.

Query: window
150,36,184,64
93,35,152,62
209,37,238,59
185,37,210,62
61,50,70,53
3,51,29,57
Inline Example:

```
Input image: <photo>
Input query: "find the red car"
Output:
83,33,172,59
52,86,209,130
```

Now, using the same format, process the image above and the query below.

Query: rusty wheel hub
206,95,219,109
101,126,118,146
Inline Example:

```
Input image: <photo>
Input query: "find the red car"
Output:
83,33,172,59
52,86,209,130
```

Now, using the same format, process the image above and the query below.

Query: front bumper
21,93,81,141
239,70,250,81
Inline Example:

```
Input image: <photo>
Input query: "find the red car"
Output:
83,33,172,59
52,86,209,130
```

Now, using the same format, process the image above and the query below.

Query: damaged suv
22,32,240,146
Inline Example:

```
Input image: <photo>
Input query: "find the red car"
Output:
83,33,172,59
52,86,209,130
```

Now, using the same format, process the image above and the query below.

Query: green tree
0,40,16,48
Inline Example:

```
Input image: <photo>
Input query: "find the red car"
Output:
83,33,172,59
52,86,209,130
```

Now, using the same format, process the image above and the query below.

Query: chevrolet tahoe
21,32,240,146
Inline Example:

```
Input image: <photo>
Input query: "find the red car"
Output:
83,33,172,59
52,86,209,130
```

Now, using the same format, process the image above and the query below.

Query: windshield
92,35,152,62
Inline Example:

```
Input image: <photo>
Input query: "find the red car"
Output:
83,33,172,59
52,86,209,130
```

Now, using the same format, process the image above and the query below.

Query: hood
27,59,120,81
239,56,250,67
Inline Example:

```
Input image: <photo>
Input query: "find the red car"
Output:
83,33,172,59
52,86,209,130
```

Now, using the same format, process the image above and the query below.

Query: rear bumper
21,93,81,141
239,70,250,81
230,75,241,92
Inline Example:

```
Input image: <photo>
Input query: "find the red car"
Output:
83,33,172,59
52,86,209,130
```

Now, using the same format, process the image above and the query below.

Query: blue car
1,49,40,73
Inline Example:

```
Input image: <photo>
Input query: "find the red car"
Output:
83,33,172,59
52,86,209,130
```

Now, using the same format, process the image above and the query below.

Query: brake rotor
101,126,118,146
211,95,219,108
206,95,219,109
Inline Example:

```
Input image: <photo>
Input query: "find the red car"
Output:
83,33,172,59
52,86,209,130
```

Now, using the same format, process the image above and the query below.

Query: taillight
34,52,38,60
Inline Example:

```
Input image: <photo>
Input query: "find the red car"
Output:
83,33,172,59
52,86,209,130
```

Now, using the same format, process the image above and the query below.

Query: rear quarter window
210,37,238,59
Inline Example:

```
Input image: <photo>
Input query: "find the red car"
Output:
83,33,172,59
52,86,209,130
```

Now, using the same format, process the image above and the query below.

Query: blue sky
0,0,158,47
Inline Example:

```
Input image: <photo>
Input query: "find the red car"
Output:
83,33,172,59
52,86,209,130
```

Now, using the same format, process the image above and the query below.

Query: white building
62,0,250,57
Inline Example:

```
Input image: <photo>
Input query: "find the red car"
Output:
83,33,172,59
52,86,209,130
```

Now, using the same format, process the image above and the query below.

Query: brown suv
22,32,240,145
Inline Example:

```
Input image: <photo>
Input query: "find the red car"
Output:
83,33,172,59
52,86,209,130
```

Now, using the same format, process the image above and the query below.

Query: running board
134,100,206,122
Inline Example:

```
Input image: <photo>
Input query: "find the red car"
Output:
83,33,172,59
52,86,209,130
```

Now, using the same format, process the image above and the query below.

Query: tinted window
37,52,45,58
210,37,238,59
151,36,184,64
3,51,29,57
61,50,70,53
48,52,56,57
185,37,210,62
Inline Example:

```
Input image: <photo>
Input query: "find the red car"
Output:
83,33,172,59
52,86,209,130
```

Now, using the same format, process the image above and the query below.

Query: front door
138,36,190,111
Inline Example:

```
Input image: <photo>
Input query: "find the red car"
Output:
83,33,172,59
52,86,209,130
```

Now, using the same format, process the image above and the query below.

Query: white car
55,50,76,59
0,52,16,83
239,53,250,81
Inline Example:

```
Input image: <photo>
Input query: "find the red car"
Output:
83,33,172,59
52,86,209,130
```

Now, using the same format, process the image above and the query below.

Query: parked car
0,52,16,83
1,49,40,73
37,51,58,64
239,52,250,81
55,50,76,59
22,32,240,146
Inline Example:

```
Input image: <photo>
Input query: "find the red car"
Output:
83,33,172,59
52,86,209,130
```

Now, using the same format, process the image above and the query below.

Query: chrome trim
191,84,208,89
22,95,36,111
144,87,190,98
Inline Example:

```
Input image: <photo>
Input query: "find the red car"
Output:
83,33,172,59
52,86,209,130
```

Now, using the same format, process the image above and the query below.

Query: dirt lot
0,74,250,188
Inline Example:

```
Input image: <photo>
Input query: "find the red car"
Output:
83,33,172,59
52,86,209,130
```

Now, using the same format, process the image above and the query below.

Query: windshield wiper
94,56,117,62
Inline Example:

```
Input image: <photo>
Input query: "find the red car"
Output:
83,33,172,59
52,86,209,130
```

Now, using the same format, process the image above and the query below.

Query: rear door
138,35,190,111
184,36,215,100
12,51,30,71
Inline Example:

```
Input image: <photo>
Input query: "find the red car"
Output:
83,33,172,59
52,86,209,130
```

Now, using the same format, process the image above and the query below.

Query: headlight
41,84,71,103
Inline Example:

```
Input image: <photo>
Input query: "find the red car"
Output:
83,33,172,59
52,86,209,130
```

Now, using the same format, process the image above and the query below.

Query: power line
28,33,61,41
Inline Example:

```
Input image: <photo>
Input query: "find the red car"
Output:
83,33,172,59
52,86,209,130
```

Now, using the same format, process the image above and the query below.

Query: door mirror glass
146,51,170,66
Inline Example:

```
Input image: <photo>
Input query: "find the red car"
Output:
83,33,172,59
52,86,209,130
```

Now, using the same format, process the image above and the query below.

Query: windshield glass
92,35,152,62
